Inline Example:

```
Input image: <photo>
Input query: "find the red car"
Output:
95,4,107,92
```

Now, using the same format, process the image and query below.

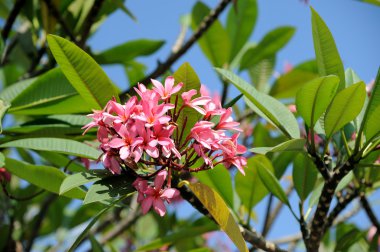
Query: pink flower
181,89,211,114
215,108,241,131
220,133,247,175
133,122,159,162
288,104,297,113
140,170,180,216
101,150,121,174
0,168,11,183
133,178,148,203
82,109,105,134
81,158,90,169
135,99,174,127
108,124,143,160
190,121,219,149
152,76,183,100
107,97,137,124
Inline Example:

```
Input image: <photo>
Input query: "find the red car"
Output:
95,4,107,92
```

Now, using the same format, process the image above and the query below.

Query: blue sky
88,0,380,249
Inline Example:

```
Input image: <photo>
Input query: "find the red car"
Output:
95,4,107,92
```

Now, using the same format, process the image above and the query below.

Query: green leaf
188,182,248,252
250,138,306,154
136,222,217,251
4,158,85,199
8,68,78,111
124,61,147,85
0,99,10,132
83,175,134,204
248,56,275,93
0,138,101,160
226,0,257,61
363,67,380,140
334,229,365,252
94,39,164,64
68,195,130,252
296,75,340,128
216,68,300,138
240,26,295,70
47,35,119,110
345,68,361,86
292,153,318,201
38,151,87,173
0,77,35,102
223,94,243,109
256,161,290,206
0,152,4,167
109,0,136,21
89,235,104,252
194,164,234,210
311,7,345,91
60,169,111,195
235,155,274,209
324,82,366,138
173,62,201,145
191,2,231,67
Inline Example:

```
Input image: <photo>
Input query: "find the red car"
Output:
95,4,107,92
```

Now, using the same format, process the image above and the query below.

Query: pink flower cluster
83,76,247,215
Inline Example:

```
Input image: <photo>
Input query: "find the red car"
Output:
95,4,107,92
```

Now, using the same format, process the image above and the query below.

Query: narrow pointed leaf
250,138,306,154
226,0,257,61
311,7,345,91
256,162,289,206
192,2,231,67
240,26,295,70
296,75,340,128
0,138,101,160
363,67,380,140
324,82,366,138
47,35,119,109
189,182,248,252
235,155,274,209
293,153,318,201
216,68,300,138
4,158,85,199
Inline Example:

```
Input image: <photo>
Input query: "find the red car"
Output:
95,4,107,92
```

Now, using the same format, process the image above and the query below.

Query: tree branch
119,0,233,101
78,0,105,47
360,194,380,232
1,0,26,42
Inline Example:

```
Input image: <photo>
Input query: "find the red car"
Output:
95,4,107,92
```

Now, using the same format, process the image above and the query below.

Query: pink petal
108,138,125,148
146,146,159,158
154,170,167,189
164,76,175,94
153,198,166,217
161,188,180,200
141,197,153,214
119,146,131,160
171,82,183,94
151,79,165,97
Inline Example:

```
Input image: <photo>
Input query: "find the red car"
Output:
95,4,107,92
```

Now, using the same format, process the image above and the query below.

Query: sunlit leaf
60,169,111,195
363,67,380,140
293,153,318,201
250,139,306,154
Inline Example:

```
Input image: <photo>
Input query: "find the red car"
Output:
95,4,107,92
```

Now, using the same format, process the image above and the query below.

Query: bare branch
79,0,105,47
1,0,26,42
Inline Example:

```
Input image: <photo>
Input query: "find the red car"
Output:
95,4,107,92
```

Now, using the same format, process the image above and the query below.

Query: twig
270,233,302,245
42,0,77,43
262,194,274,236
1,0,27,42
119,0,233,101
78,0,105,47
1,182,45,201
25,194,57,252
360,194,380,231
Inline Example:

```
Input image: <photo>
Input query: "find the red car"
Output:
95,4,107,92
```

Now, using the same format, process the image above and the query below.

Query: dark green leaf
216,68,300,138
94,40,164,64
226,0,257,61
89,235,104,252
324,82,366,138
236,155,274,209
173,62,202,145
293,153,318,201
256,161,289,206
334,229,365,251
60,169,111,195
4,158,85,199
223,94,243,108
363,67,380,140
0,138,101,160
311,7,345,91
47,35,119,109
83,175,134,204
192,2,231,67
296,75,340,128
240,26,295,70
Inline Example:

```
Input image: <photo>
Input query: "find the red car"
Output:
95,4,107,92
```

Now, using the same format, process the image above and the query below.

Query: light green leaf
0,138,101,160
173,62,201,145
216,68,300,138
250,139,306,155
235,155,274,210
240,26,295,70
248,56,275,93
345,68,361,86
4,158,85,199
189,182,248,252
324,82,366,138
8,68,77,111
60,170,111,195
256,161,290,206
311,7,345,91
194,164,234,210
296,75,340,128
336,171,354,193
136,222,217,251
83,175,134,204
226,0,257,61
94,40,164,64
363,68,380,140
192,2,231,67
47,35,119,109
292,153,318,201
0,77,35,102
0,152,4,167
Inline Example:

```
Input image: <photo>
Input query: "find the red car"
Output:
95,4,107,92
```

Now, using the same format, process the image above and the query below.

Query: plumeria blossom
83,76,247,216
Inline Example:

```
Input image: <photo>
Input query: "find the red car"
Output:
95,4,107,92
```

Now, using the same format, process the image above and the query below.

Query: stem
1,0,27,43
